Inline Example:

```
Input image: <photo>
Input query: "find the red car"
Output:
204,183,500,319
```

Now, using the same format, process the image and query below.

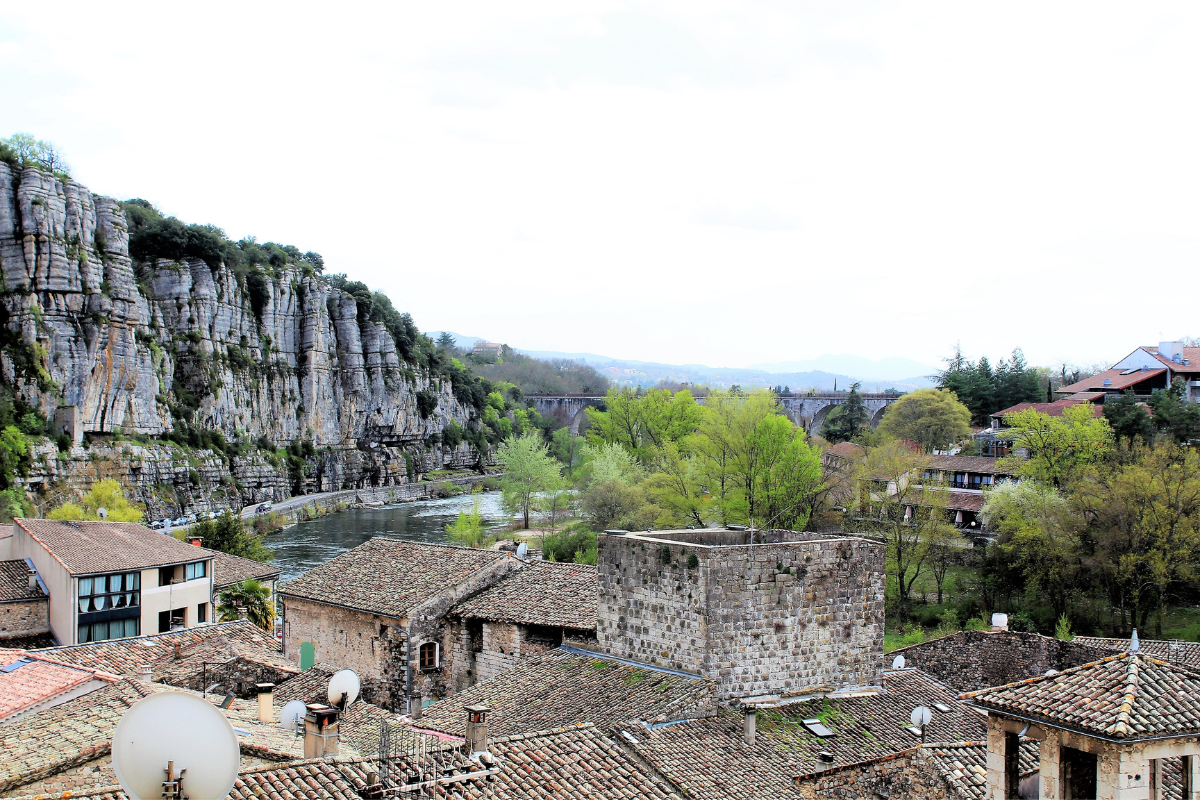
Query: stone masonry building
596,528,885,702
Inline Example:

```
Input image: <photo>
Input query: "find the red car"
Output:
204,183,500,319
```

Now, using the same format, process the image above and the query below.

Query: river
264,491,510,582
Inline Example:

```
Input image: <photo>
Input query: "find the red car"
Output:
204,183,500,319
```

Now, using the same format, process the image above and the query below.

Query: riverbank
241,470,501,528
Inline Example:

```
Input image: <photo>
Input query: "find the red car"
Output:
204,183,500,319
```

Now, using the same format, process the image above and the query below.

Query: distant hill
749,354,938,383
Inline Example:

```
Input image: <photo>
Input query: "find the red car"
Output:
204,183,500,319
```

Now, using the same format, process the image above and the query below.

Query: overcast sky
2,2,1197,370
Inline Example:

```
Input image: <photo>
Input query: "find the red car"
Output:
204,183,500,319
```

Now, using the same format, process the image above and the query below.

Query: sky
2,2,1198,371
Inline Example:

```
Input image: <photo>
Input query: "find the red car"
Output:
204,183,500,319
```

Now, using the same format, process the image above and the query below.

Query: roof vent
817,750,835,762
802,718,835,738
1103,378,1112,387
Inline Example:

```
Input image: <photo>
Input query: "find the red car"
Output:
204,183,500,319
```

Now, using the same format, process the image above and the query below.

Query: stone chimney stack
26,567,37,592
743,707,757,746
138,664,152,683
464,705,490,758
303,703,340,759
257,683,275,723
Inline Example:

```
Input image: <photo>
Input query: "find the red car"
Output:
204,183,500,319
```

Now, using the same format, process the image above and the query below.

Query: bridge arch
569,405,591,435
809,403,839,435
870,405,889,428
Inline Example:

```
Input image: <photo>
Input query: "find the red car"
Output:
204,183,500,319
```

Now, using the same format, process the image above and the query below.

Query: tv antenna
111,691,240,800
328,669,361,710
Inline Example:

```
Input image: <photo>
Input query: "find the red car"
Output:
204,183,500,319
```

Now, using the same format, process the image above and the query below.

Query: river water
265,491,510,582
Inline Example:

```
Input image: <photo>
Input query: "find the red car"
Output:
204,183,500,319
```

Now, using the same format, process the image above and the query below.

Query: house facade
4,519,214,645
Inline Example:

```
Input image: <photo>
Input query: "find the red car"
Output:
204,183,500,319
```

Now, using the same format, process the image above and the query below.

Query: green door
300,641,315,671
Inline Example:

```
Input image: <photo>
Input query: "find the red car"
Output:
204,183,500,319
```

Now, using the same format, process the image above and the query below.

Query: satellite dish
328,669,361,709
112,691,240,800
279,699,307,733
892,655,906,669
97,506,108,519
910,706,932,728
516,542,529,558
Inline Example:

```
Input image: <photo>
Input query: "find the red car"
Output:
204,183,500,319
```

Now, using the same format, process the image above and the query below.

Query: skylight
802,718,835,737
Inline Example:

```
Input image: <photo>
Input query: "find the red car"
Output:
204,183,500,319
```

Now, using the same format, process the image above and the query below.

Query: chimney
743,707,757,746
27,567,37,593
409,693,423,720
303,703,340,759
257,683,275,723
138,664,152,683
173,642,182,660
464,705,490,757
187,535,203,546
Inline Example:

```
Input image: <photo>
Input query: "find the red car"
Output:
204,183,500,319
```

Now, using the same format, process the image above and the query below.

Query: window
419,642,440,670
79,618,138,643
159,566,176,586
78,572,140,613
184,561,207,581
197,603,207,623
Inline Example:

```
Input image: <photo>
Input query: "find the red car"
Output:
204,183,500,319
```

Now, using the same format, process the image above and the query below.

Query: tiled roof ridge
12,518,72,574
922,740,984,750
370,536,509,555
1110,654,1139,737
13,651,121,682
32,619,265,654
487,721,597,745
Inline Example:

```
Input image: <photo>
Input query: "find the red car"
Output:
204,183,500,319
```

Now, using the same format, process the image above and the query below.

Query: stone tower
595,529,885,702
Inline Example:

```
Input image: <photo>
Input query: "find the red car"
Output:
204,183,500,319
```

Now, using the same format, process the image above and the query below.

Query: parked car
148,519,165,530
172,517,188,527
183,514,197,524
256,502,273,514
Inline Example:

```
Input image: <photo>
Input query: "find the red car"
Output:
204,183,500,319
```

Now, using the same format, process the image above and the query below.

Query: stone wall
0,754,114,799
0,596,49,640
796,751,953,800
596,530,885,701
891,630,1111,694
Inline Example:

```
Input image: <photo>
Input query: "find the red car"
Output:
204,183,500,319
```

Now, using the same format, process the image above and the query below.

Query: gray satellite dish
516,542,529,558
96,506,108,519
279,699,307,733
328,669,361,709
910,706,932,728
112,691,240,800
892,655,906,669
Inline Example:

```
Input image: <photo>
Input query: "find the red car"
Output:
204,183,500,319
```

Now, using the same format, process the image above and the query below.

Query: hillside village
0,337,1198,800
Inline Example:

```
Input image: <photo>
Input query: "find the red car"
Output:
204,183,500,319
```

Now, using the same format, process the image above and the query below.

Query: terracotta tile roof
279,538,509,618
993,399,1103,419
35,620,286,680
823,442,865,461
0,631,56,648
0,559,44,602
451,561,598,630
1074,635,1200,672
961,651,1200,740
13,519,212,575
0,678,154,795
926,455,1010,475
945,491,986,512
923,740,1039,800
0,649,113,722
1058,368,1167,395
274,664,337,706
417,647,717,739
618,668,984,799
208,549,281,590
1144,345,1200,373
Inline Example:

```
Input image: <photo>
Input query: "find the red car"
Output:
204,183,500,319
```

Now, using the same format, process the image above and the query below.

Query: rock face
0,163,483,511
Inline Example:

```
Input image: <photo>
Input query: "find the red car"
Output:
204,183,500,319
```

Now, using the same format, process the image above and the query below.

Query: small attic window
933,703,953,713
904,725,924,737
802,718,835,738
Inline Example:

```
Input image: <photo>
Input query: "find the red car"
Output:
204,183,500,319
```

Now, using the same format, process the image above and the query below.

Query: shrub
543,524,597,564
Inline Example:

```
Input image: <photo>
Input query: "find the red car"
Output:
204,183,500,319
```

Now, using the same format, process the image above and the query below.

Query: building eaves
13,519,213,576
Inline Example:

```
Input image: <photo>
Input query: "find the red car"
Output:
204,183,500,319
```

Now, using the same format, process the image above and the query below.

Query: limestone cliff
0,163,484,513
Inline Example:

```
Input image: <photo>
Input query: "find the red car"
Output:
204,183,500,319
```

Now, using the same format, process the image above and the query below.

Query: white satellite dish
328,669,361,709
910,705,932,728
892,655,906,669
112,691,240,800
516,542,529,558
279,699,307,733
97,506,108,519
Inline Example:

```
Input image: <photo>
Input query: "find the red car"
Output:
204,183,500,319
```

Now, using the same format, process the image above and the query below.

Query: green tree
1000,405,1112,488
192,511,273,561
0,426,30,490
216,579,276,631
1147,378,1200,445
584,442,644,485
48,478,145,522
821,383,870,443
982,480,1080,621
581,479,655,531
878,389,972,452
1103,392,1155,446
645,440,708,528
854,440,951,622
550,427,586,474
497,432,562,528
446,500,492,548
938,344,1042,424
436,332,457,351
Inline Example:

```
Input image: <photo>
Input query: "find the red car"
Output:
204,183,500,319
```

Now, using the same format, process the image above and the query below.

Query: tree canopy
937,345,1043,424
47,479,144,522
878,388,972,452
820,382,870,443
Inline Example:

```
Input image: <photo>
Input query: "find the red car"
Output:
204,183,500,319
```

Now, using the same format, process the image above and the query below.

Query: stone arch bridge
529,392,902,435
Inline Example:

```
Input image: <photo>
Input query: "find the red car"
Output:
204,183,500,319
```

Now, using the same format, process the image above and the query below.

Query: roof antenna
1129,629,1140,653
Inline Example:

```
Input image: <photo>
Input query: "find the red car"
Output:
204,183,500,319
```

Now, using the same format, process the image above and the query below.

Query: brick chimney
257,683,275,723
409,693,423,720
743,707,757,746
464,705,490,758
173,642,182,660
187,535,203,547
303,703,340,759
